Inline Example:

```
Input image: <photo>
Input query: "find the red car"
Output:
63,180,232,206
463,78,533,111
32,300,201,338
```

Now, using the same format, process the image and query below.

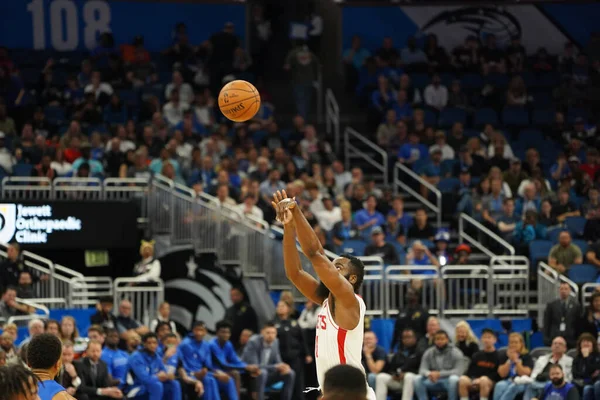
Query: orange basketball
218,80,261,122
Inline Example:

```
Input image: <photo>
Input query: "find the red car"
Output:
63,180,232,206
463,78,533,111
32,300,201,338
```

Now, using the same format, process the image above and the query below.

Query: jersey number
318,315,326,330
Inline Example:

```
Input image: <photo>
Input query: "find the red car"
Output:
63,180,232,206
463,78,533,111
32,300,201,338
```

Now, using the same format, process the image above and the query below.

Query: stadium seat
13,163,33,177
518,129,544,148
566,349,578,359
529,240,553,266
410,73,430,90
497,333,509,347
532,109,554,128
531,92,554,109
467,319,503,334
424,109,437,126
568,264,598,284
573,239,589,255
511,319,532,333
441,160,456,176
44,105,66,126
547,228,562,243
565,216,587,237
530,347,552,359
341,240,367,256
460,73,484,91
485,73,509,89
473,108,498,128
567,108,589,124
438,178,459,193
537,72,561,89
502,106,529,128
438,108,467,128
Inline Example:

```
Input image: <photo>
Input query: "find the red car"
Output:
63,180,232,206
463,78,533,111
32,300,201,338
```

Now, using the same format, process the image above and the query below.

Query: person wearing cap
365,226,400,265
554,189,580,223
434,230,451,266
407,241,440,290
420,148,444,197
459,329,500,400
452,244,472,266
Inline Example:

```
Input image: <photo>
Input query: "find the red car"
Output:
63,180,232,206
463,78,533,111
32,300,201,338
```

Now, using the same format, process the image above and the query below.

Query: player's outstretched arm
273,192,324,304
285,195,359,329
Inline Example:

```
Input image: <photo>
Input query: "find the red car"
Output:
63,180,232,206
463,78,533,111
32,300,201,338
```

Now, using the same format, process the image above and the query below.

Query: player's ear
349,274,357,285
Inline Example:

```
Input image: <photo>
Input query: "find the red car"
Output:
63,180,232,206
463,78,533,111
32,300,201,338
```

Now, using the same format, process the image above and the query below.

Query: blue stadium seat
565,216,586,237
410,73,430,90
531,92,554,109
573,239,588,255
537,72,561,89
532,109,554,128
485,73,509,89
502,106,529,127
424,109,437,126
547,228,562,243
518,129,544,148
511,319,532,333
440,73,456,87
13,163,33,177
520,71,537,88
44,105,66,126
529,240,553,266
252,130,268,147
460,73,484,91
438,108,467,128
497,333,509,348
473,108,498,128
463,129,480,138
567,108,589,124
341,240,367,256
119,89,140,109
568,264,598,284
438,177,459,193
467,319,503,334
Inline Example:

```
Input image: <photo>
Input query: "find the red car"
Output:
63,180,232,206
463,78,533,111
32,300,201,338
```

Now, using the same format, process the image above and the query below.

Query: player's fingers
273,192,279,203
271,201,277,210
282,189,288,199
276,190,282,201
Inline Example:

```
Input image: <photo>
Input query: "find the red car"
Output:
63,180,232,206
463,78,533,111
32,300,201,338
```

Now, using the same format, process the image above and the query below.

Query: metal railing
581,283,600,308
114,277,165,327
490,256,529,317
345,127,389,185
394,162,442,228
315,64,324,124
326,88,340,153
357,257,385,317
70,277,114,308
458,213,516,258
384,266,442,317
442,265,491,317
8,297,51,325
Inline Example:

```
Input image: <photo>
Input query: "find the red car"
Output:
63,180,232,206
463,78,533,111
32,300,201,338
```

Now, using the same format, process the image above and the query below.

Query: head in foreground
316,254,365,299
322,364,368,400
26,333,63,379
0,364,40,400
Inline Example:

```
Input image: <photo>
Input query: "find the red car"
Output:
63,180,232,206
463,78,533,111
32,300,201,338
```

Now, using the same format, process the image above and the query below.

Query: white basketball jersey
315,294,367,387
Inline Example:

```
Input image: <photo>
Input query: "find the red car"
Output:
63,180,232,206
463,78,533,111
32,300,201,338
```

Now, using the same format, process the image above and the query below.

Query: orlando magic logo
0,204,16,243
421,7,521,46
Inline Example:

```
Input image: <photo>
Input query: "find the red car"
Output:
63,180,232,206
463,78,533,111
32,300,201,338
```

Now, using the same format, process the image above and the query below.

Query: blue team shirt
178,335,214,374
398,143,428,163
38,379,66,400
128,350,167,386
209,338,247,370
354,209,385,236
101,347,130,386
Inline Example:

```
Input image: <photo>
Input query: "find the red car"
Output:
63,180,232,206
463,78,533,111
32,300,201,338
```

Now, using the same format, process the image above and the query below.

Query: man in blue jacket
128,332,181,400
210,320,261,398
179,321,238,400
100,329,129,389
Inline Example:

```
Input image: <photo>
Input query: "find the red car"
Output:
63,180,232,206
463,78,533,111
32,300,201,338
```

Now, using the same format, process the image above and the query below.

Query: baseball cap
455,244,472,254
371,226,384,236
568,156,580,163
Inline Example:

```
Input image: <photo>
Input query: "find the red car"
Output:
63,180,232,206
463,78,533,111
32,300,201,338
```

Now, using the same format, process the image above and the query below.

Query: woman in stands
493,333,533,400
572,333,600,400
59,316,79,343
454,321,479,359
577,292,600,338
133,240,161,282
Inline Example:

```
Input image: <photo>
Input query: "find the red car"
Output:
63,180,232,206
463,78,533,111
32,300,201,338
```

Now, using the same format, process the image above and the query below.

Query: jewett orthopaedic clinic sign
0,201,138,248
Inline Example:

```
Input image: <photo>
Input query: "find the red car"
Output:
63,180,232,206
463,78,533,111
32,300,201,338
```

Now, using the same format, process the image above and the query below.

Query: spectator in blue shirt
343,35,371,71
392,90,414,121
551,154,572,183
128,332,181,400
210,320,260,398
354,195,386,238
401,36,428,66
179,321,238,400
398,132,429,168
72,144,104,176
420,148,443,197
101,329,130,389
497,198,519,242
371,75,396,114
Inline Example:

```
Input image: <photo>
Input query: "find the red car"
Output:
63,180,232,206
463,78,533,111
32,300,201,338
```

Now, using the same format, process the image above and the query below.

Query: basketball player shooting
271,190,376,400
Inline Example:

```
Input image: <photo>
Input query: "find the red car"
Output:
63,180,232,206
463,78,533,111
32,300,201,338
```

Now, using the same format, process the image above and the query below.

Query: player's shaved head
322,364,368,400
315,254,365,299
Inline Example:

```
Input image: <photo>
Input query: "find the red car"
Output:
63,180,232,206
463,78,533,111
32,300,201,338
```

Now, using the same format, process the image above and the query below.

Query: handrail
16,297,50,318
315,64,323,123
344,127,389,184
458,213,515,257
394,162,442,228
326,88,340,153
271,225,339,260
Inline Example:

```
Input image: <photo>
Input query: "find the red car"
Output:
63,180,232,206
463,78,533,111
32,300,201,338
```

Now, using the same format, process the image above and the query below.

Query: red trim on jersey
337,329,348,364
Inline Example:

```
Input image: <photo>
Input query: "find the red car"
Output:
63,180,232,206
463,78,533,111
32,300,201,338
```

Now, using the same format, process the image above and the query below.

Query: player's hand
195,381,204,395
271,190,296,224
305,356,313,364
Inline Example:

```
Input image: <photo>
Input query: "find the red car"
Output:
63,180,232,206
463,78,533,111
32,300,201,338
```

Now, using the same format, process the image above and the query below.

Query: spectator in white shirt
162,88,190,127
429,130,455,161
424,74,448,111
0,132,15,173
216,183,237,207
315,195,342,232
236,194,264,220
332,160,352,194
84,71,113,104
133,240,161,282
165,70,194,104
299,125,319,161
259,169,286,200
171,130,193,169
105,125,136,153
487,132,514,159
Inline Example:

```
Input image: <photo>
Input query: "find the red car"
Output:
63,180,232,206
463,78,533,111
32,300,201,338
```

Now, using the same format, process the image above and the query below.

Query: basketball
218,80,261,122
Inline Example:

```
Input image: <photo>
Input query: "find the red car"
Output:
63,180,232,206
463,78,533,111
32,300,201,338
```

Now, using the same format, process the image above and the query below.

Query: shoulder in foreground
54,391,77,400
